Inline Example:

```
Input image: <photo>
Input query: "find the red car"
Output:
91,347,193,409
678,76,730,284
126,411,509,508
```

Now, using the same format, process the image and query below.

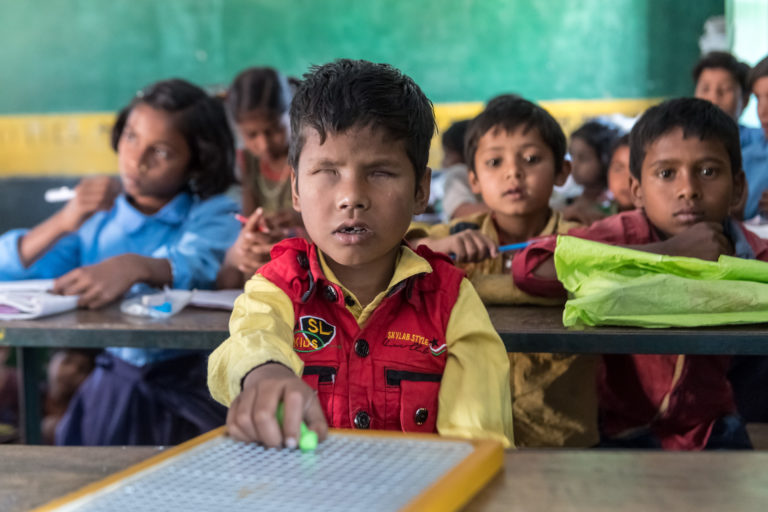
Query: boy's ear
414,167,431,215
290,169,301,213
731,170,747,208
554,160,571,187
468,169,481,194
629,175,644,209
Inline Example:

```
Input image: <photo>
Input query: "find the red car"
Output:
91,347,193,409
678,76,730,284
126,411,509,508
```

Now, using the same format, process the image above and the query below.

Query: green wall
1,0,722,114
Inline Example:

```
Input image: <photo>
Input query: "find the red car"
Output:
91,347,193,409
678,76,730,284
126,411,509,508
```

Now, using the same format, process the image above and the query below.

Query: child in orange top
219,68,304,288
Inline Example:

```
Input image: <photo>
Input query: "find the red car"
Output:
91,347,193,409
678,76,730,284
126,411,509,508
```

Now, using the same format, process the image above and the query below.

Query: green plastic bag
553,235,768,328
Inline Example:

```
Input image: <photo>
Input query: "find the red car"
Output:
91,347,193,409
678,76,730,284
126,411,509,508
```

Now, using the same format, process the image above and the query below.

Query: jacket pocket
386,370,441,433
302,365,337,418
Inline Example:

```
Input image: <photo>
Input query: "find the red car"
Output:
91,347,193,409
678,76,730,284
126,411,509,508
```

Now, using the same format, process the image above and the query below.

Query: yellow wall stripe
0,112,117,176
0,98,660,177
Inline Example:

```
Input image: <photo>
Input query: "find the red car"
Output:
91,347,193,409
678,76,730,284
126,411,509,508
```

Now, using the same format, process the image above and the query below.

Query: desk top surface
2,445,767,512
2,305,768,354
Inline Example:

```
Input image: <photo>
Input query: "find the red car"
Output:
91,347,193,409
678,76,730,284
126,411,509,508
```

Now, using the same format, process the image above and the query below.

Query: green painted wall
1,0,722,114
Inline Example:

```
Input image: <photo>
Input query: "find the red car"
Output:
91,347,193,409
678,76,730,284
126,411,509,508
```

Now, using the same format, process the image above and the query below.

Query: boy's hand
58,177,120,232
659,222,733,261
423,230,499,263
227,363,328,448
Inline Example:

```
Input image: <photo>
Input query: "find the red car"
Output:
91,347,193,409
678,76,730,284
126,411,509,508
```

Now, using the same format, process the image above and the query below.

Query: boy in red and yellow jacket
208,60,513,448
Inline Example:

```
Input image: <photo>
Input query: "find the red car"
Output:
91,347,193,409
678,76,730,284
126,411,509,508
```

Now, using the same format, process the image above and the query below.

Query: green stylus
276,402,318,452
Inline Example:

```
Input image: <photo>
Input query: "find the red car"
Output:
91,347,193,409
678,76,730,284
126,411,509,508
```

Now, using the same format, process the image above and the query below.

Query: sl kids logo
294,316,336,352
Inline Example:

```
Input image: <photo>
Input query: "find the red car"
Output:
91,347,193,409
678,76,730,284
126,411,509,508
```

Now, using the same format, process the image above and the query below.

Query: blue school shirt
0,191,240,366
741,127,768,220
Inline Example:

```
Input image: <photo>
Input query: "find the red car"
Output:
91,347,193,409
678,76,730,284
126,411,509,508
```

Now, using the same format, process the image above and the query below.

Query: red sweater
512,210,768,449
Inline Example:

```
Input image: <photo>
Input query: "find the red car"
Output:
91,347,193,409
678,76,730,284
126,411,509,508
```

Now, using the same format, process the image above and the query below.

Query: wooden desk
3,445,767,512
0,306,230,444
487,306,768,355
4,305,768,443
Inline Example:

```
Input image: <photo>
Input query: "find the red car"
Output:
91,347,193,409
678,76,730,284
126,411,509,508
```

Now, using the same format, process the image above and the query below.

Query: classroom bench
1,444,767,512
5,305,768,443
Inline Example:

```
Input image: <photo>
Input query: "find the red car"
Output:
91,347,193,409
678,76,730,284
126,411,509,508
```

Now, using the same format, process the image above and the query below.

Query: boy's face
629,127,744,238
292,125,429,276
469,125,567,218
695,67,743,121
754,76,768,138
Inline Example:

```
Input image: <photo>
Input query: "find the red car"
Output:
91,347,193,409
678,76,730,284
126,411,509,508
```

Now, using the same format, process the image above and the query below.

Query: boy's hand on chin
227,363,328,448
663,222,733,261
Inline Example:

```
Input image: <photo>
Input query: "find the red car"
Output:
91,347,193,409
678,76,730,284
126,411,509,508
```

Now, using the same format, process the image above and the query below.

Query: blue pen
498,241,533,252
448,240,532,260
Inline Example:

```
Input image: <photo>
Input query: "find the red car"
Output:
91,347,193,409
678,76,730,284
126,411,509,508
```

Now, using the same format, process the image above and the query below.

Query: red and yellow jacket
209,238,513,446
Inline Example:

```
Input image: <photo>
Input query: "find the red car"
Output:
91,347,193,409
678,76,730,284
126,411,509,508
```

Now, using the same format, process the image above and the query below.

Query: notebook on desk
0,279,78,320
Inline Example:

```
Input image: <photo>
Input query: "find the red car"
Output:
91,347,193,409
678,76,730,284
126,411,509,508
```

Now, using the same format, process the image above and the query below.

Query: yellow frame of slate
32,426,504,512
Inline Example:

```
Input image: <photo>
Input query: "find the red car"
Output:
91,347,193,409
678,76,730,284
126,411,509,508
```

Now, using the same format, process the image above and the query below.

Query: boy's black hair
288,59,435,183
692,51,751,101
111,79,235,199
226,67,293,121
628,97,741,181
464,94,566,175
442,120,471,157
571,120,622,185
748,55,768,92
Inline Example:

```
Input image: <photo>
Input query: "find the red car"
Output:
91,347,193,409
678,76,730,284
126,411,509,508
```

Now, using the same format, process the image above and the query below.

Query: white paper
0,289,78,320
190,289,240,310
0,279,56,292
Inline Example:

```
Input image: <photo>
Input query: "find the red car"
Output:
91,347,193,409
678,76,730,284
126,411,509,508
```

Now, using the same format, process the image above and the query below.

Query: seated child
692,51,753,218
692,51,751,125
0,347,18,442
740,55,768,221
440,119,488,220
410,95,598,447
607,134,634,212
513,97,760,450
0,79,241,445
208,59,514,448
42,349,97,444
563,120,621,225
218,67,304,288
729,56,768,422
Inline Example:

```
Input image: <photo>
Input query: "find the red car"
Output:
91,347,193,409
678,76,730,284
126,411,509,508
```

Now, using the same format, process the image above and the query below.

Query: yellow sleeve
436,278,515,448
207,274,304,406
405,221,452,241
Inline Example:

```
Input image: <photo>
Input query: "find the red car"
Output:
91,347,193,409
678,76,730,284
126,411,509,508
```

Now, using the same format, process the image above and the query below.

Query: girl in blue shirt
0,79,241,445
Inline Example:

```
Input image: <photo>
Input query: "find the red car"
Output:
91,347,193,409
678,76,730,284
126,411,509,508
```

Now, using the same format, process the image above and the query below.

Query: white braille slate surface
50,434,476,512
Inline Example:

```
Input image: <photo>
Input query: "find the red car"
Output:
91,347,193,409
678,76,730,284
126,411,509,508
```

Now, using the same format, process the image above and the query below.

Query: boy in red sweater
209,60,513,449
513,97,762,449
